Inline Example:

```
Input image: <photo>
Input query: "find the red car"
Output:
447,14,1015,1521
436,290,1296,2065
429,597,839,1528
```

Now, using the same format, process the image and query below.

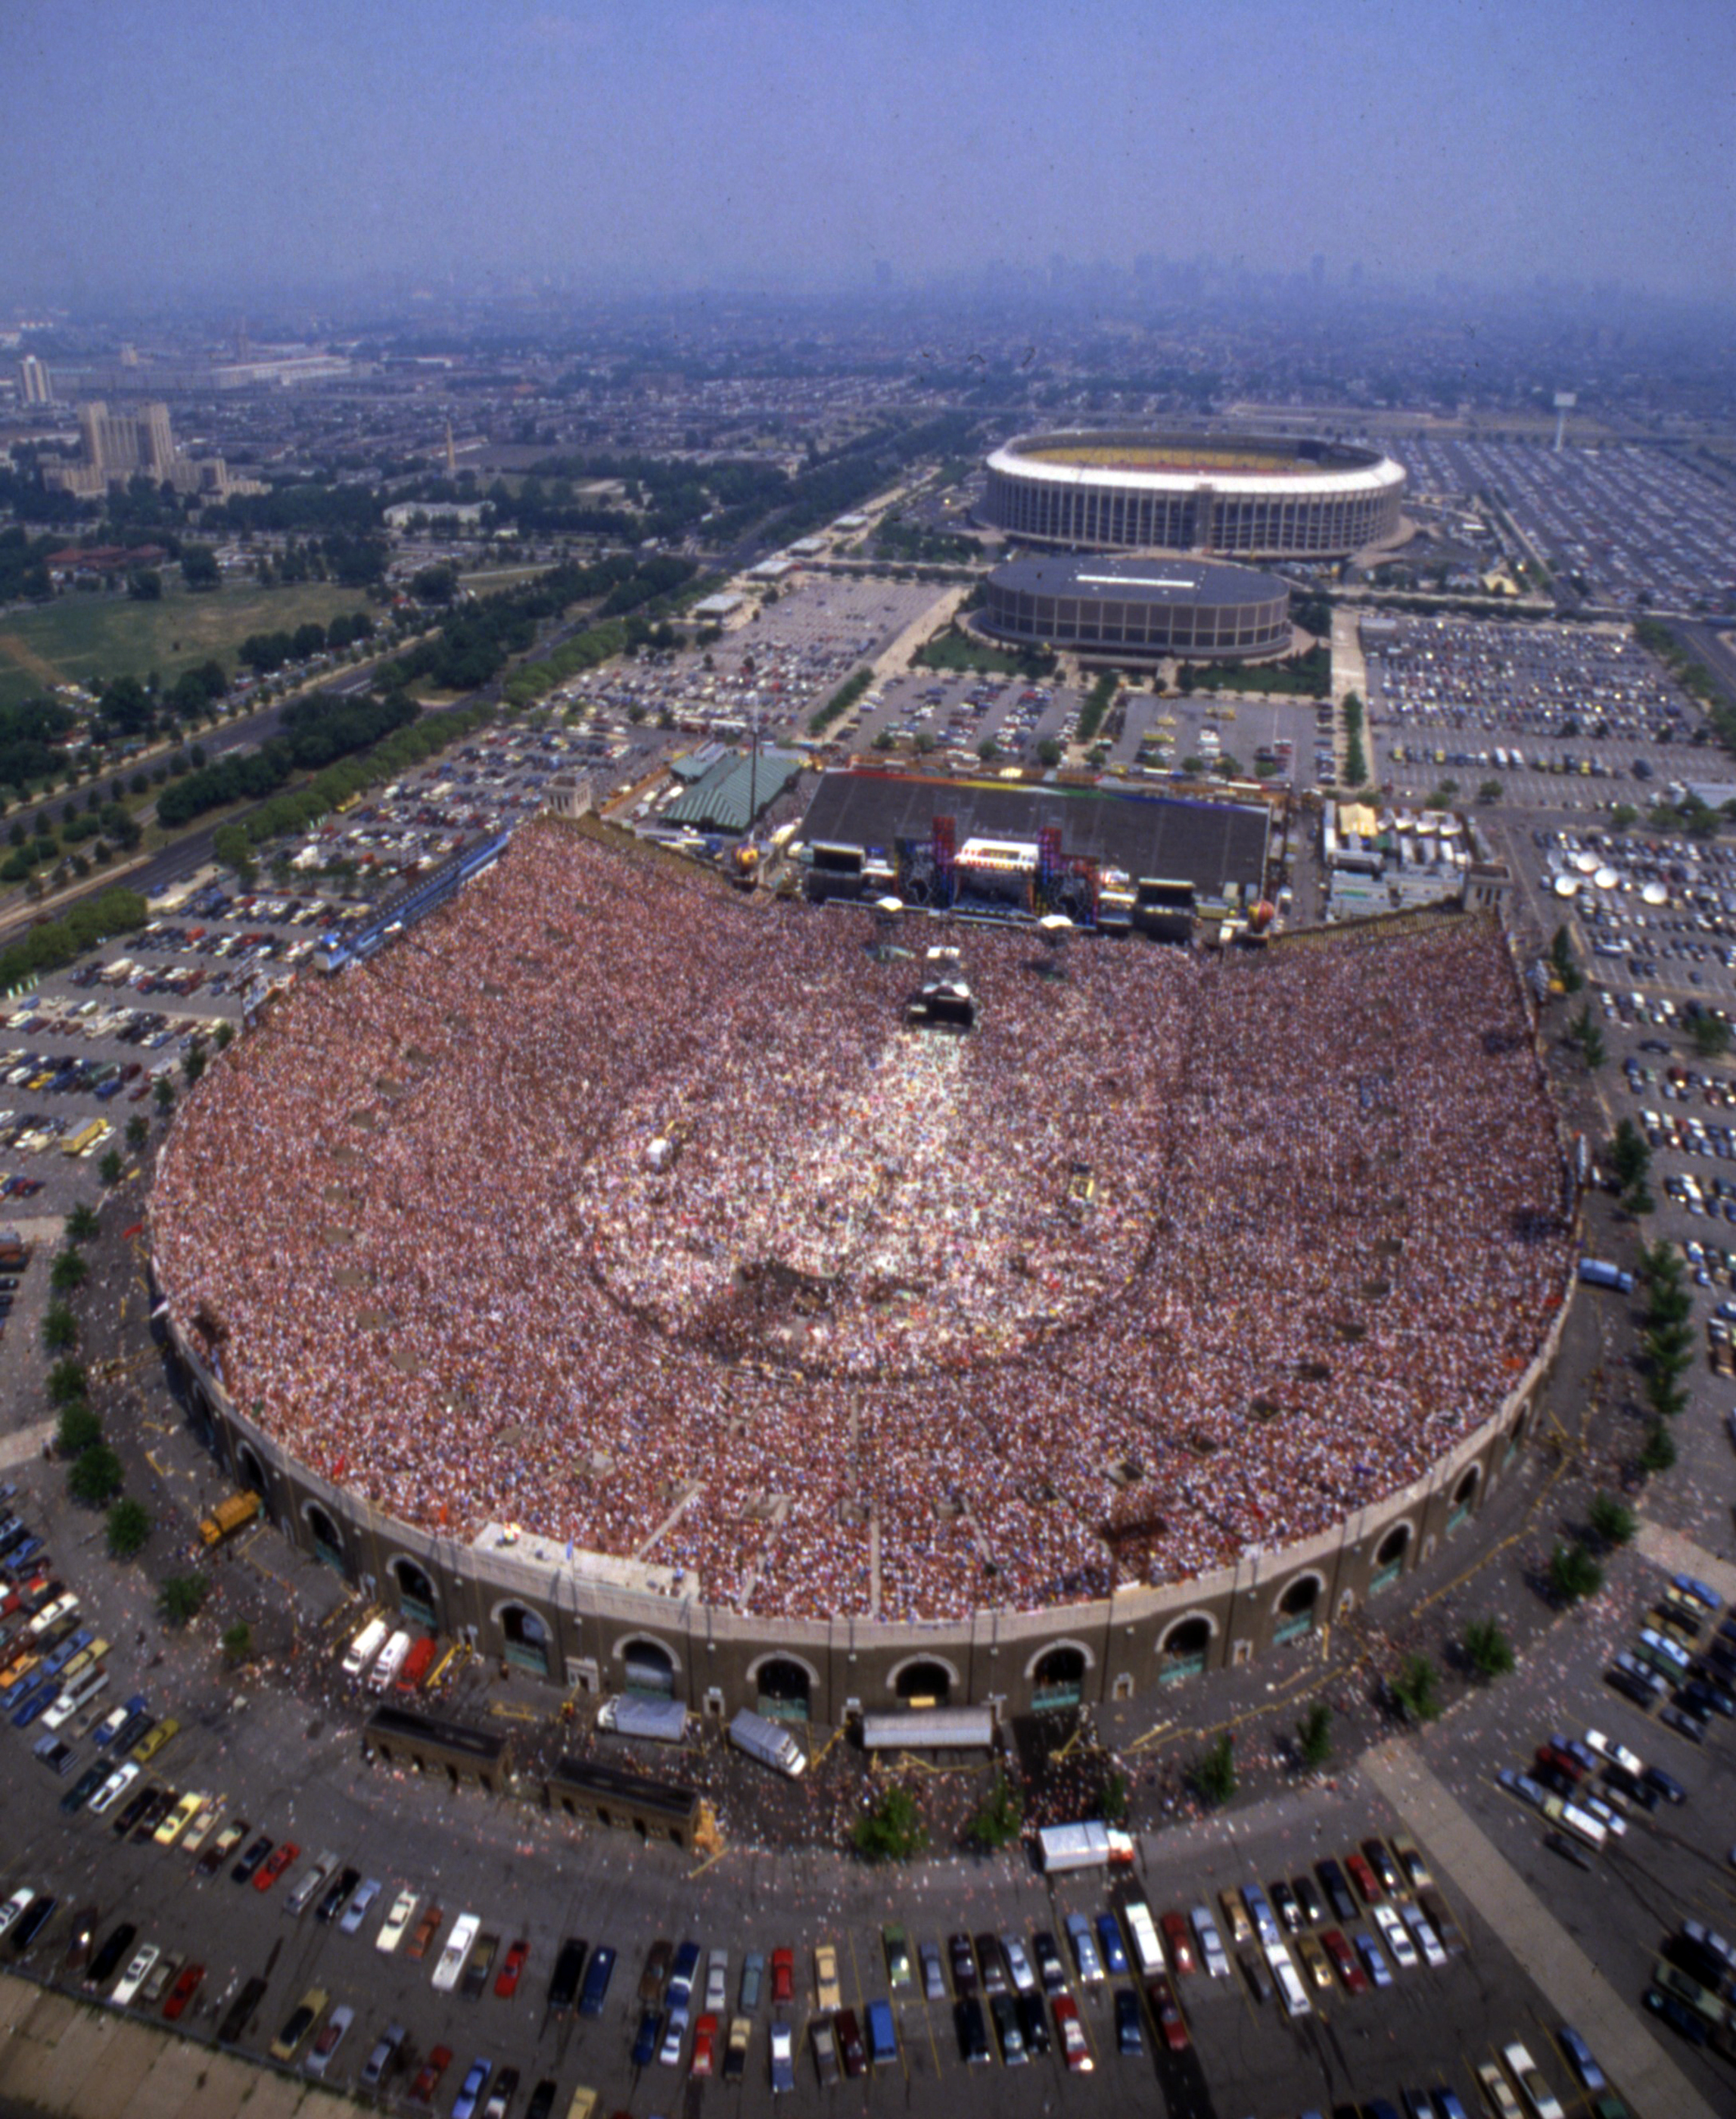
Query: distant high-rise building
17,355,51,405
45,399,254,499
75,399,177,480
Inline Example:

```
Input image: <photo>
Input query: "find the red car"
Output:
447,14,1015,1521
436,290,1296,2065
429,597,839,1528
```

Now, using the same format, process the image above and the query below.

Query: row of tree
156,689,418,829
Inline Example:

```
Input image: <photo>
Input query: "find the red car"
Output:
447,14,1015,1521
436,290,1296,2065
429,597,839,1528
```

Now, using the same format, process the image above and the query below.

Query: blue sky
5,0,1731,299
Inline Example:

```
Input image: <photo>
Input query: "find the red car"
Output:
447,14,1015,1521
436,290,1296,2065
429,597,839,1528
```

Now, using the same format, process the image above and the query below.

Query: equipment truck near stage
198,1491,261,1548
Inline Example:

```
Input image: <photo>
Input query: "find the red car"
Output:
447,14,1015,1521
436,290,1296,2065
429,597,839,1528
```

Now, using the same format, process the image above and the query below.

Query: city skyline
3,0,1731,307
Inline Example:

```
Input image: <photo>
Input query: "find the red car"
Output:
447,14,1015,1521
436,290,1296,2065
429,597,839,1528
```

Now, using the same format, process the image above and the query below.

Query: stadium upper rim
985,429,1406,501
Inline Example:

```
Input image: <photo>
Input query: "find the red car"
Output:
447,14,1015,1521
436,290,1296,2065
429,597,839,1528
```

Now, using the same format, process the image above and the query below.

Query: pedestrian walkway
0,1974,356,2119
0,1420,55,1473
1361,1740,1719,2119
1635,1517,1736,1604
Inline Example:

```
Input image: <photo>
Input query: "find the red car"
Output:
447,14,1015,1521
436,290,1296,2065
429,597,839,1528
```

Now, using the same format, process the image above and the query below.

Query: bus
64,1121,107,1158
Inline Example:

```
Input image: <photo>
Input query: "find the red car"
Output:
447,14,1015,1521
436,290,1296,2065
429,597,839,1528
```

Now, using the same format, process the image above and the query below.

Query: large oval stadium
983,430,1406,559
152,822,1572,1723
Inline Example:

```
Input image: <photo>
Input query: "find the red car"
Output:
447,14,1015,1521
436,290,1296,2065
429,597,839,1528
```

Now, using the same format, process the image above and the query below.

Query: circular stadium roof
987,429,1405,502
987,552,1289,608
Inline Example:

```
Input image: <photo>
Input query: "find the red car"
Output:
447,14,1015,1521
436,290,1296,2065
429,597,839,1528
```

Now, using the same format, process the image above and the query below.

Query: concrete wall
164,1283,1569,1730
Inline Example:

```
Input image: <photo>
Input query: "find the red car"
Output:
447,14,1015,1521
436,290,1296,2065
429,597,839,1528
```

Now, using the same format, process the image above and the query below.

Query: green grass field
0,581,373,711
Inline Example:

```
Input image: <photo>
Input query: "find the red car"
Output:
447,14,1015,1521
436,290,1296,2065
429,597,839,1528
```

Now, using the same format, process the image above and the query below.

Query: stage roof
799,770,1269,895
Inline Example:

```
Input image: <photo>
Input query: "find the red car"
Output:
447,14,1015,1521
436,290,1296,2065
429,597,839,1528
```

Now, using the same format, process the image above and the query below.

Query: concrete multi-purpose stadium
982,431,1406,559
152,820,1572,1732
978,553,1293,664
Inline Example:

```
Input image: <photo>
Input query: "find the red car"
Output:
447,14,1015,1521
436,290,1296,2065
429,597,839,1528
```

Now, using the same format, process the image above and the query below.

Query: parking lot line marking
1365,1741,1722,2119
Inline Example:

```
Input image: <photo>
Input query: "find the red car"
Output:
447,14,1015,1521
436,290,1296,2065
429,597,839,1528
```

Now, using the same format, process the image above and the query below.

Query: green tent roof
664,750,801,835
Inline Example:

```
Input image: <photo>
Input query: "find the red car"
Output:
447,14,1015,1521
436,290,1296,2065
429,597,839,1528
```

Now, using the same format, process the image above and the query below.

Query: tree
976,737,999,764
157,1573,211,1627
98,1147,123,1185
1578,1013,1607,1071
50,1248,89,1293
1640,1422,1678,1474
179,544,220,590
1037,736,1062,768
1587,1492,1637,1548
106,1497,151,1559
1548,1539,1604,1604
153,1076,176,1115
1099,1769,1128,1825
1688,1013,1731,1060
1607,1117,1651,1213
64,1202,99,1244
1549,925,1584,994
183,1045,207,1088
126,568,163,602
212,1022,234,1052
42,1302,78,1352
1389,1654,1442,1724
1297,1701,1333,1771
851,1784,929,1862
47,1358,88,1406
1610,803,1638,830
125,1115,148,1151
221,1620,254,1663
1464,1617,1515,1680
212,823,256,885
1190,1734,1237,1806
67,1442,123,1505
1478,778,1504,804
965,1773,1025,1851
55,1402,102,1455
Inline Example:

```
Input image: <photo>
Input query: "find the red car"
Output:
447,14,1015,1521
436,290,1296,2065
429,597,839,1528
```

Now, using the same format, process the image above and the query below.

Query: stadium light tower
1552,392,1576,453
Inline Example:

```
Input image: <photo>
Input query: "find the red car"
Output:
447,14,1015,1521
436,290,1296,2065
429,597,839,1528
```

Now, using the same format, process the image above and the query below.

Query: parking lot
1374,434,1736,615
1365,611,1724,811
0,1548,1665,2119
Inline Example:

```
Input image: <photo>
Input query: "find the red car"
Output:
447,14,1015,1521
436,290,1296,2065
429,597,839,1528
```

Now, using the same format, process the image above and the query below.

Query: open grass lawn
0,580,372,711
914,626,1055,677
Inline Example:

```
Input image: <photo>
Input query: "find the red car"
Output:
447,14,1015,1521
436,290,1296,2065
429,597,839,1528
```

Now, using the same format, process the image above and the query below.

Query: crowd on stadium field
151,820,1573,1624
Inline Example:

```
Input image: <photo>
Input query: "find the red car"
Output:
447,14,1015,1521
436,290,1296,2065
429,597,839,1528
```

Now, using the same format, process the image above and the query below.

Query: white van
1122,1898,1165,1979
431,1912,480,1993
368,1629,412,1693
1265,1942,1311,2017
341,1618,389,1679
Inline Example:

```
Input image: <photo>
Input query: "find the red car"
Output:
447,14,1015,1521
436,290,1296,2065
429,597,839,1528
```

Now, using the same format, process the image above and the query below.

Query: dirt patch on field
0,633,67,688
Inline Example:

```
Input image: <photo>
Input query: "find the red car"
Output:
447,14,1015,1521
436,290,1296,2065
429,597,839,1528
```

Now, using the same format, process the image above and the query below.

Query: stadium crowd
152,821,1572,1624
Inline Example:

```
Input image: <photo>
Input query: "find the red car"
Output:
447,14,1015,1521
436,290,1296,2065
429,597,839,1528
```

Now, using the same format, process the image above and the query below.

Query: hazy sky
6,0,1732,301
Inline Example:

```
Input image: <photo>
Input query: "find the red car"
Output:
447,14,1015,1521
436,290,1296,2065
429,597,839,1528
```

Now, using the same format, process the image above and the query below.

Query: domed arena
983,429,1406,558
151,821,1570,1626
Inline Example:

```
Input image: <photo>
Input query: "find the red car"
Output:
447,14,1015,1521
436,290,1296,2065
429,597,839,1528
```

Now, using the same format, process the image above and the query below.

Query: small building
543,1755,702,1848
362,1705,511,1794
690,592,745,624
543,770,593,821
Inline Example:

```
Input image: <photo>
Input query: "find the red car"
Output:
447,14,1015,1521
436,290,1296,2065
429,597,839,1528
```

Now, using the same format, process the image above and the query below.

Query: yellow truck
198,1492,261,1548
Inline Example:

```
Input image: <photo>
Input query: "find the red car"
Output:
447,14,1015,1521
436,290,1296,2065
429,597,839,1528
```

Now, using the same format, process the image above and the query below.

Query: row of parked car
340,1611,446,1694
1602,1569,1733,1744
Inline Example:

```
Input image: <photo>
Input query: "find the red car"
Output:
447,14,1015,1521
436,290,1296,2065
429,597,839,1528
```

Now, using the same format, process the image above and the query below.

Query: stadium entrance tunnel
1031,1645,1087,1712
754,1657,813,1722
1369,1522,1412,1595
1158,1615,1213,1685
1274,1575,1321,1644
623,1638,677,1698
394,1557,438,1627
500,1603,552,1677
306,1503,344,1572
896,1660,954,1710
